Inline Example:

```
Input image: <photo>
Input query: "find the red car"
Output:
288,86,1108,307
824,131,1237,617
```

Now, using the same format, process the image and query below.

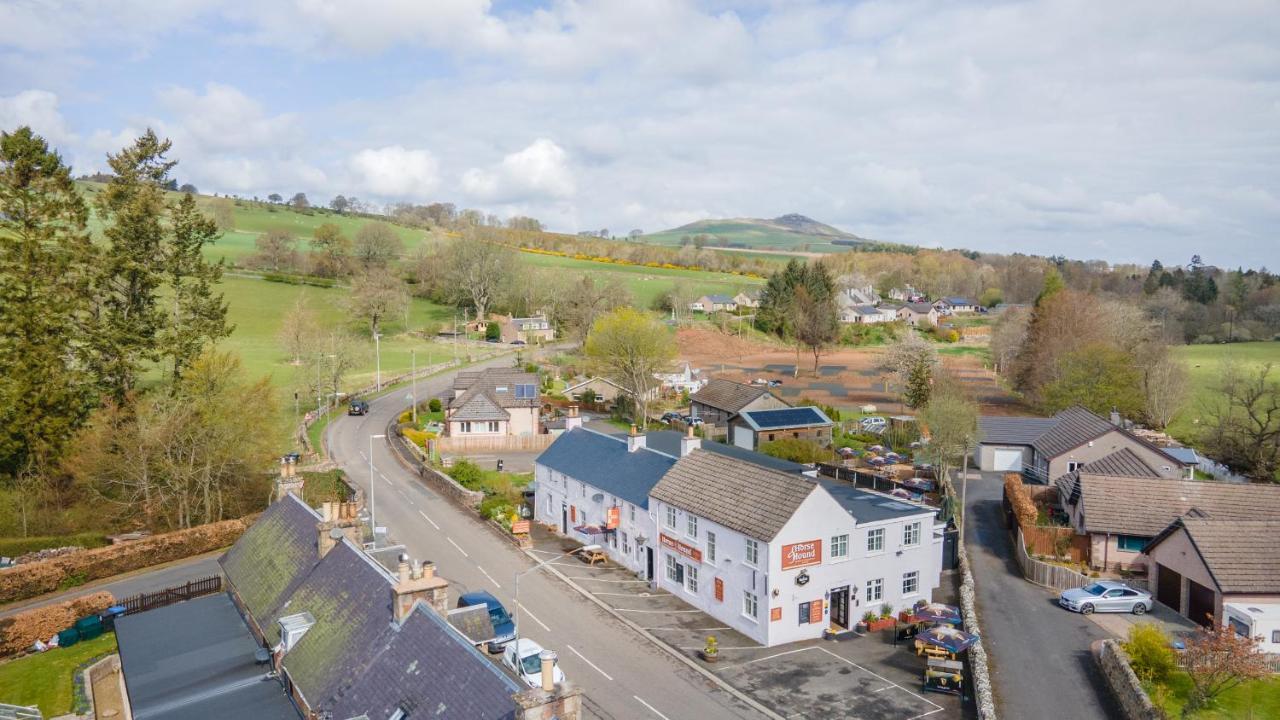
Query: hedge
0,534,111,558
0,516,256,605
0,592,114,658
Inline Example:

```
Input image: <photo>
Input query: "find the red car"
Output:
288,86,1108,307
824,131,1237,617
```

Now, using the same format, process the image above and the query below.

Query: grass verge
0,633,118,717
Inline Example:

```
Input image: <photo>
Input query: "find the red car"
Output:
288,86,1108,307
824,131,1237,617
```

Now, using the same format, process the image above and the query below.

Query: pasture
1168,341,1280,442
518,251,761,308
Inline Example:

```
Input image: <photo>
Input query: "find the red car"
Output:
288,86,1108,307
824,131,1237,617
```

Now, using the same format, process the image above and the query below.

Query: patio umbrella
917,625,977,655
869,457,886,467
902,477,936,493
890,488,913,499
911,603,962,626
869,445,885,453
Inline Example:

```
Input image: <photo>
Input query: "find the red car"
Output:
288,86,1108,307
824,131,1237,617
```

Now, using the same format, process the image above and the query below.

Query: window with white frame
622,532,630,555
743,590,758,620
687,514,698,538
629,504,635,523
902,571,919,595
903,521,921,547
460,421,471,433
831,533,849,559
866,578,883,602
867,527,885,553
665,506,677,529
744,538,759,566
665,554,679,582
706,531,717,563
685,564,699,593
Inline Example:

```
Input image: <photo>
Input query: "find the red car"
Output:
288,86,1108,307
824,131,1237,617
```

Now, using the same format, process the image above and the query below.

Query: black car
348,399,369,416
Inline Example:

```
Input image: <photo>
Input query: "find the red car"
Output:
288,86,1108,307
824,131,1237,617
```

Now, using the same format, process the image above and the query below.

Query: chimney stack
627,424,646,453
565,405,583,432
275,455,304,503
317,502,362,558
391,556,449,621
513,679,582,720
680,424,702,457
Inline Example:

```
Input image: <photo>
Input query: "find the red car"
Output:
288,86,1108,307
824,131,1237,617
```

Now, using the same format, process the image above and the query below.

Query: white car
502,638,566,688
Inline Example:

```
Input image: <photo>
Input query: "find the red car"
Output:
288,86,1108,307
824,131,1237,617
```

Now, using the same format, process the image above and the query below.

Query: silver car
1059,580,1152,615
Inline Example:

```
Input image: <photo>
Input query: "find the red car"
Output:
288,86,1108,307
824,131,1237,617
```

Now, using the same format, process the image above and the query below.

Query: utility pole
374,332,382,391
411,348,418,425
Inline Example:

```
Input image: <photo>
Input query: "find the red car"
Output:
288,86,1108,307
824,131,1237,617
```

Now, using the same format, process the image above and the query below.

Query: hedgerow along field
1168,341,1280,444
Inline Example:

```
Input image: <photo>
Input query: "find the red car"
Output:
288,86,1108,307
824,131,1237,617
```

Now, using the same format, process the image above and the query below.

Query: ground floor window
666,554,683,584
743,591,759,621
1116,535,1148,553
866,578,883,602
685,564,699,594
902,571,919,596
622,532,630,555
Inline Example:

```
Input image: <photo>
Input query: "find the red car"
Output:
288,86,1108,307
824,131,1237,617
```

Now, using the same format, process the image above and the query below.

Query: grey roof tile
1177,518,1280,594
1077,474,1280,536
978,416,1061,445
1032,406,1117,458
689,378,779,414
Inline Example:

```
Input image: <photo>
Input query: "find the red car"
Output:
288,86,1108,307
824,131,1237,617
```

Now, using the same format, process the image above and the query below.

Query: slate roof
1075,474,1280,536
1152,519,1280,594
650,450,817,541
978,416,1061,445
739,406,833,431
643,430,810,474
326,604,520,720
115,592,300,720
690,378,780,414
535,427,676,508
219,494,321,643
706,294,735,304
899,302,935,314
819,480,936,524
1056,449,1162,504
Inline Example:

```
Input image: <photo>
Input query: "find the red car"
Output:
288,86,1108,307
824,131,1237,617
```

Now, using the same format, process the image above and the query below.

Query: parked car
750,378,768,386
511,340,527,346
502,638,566,688
683,415,704,427
1059,581,1152,615
767,379,783,387
660,411,683,424
348,399,369,416
457,591,516,652
861,416,886,429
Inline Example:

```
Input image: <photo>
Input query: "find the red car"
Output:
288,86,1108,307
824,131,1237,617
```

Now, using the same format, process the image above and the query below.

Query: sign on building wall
781,539,823,570
511,520,531,534
659,533,703,563
809,599,824,624
714,577,723,602
770,607,782,622
607,507,620,529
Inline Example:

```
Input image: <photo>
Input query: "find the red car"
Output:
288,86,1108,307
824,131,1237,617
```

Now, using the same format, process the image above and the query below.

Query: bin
57,628,80,648
75,615,104,641
100,605,127,631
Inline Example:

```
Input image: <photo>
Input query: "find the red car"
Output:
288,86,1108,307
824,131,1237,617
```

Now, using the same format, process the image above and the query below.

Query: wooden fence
1012,527,1093,592
1176,651,1280,674
435,434,556,453
119,575,222,616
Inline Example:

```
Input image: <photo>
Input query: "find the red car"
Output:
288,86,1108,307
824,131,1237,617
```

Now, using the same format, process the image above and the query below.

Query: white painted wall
533,462,655,577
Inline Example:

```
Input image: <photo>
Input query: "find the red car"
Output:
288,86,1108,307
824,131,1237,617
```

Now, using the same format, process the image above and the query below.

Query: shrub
879,603,894,619
757,437,831,464
428,398,442,413
1124,623,1176,683
485,322,501,341
448,460,484,490
861,610,878,624
0,591,114,657
401,428,435,449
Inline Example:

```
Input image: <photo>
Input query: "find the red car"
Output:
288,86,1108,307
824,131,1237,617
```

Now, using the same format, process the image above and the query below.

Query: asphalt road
325,355,766,720
962,471,1121,720
0,553,223,619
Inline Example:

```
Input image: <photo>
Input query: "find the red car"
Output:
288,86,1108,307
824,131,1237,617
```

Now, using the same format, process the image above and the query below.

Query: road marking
643,626,732,631
397,489,407,498
566,645,613,681
359,451,368,461
417,510,439,530
478,566,502,588
633,696,671,720
612,608,703,614
519,604,551,632
382,476,393,486
810,648,943,716
447,536,469,557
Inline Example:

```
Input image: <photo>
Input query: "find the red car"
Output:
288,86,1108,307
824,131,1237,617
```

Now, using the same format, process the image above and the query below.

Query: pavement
962,471,1121,720
325,352,768,720
0,552,223,619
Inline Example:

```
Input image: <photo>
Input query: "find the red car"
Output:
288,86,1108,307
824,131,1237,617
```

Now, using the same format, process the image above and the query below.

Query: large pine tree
0,127,97,475
161,193,231,381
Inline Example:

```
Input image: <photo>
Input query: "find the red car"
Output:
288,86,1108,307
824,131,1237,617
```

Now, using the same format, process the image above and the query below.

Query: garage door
1188,580,1216,627
992,449,1023,472
1156,564,1182,611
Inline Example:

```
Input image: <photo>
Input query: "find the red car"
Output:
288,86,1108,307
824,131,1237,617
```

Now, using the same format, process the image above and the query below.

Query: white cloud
158,83,298,153
462,139,575,202
0,90,74,144
349,146,440,199
1101,193,1199,229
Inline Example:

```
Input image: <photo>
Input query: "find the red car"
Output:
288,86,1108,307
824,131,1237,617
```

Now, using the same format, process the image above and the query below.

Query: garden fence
0,704,41,720
1012,527,1092,592
118,575,222,616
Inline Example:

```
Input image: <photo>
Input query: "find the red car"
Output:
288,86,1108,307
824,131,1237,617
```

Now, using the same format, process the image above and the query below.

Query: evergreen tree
0,127,96,475
904,354,933,408
160,193,231,381
88,130,173,400
1142,260,1163,295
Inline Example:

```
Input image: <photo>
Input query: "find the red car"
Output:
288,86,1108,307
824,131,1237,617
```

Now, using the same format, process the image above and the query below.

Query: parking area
529,527,970,719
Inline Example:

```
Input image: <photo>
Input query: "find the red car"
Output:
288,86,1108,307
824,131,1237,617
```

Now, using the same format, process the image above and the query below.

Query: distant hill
640,214,870,253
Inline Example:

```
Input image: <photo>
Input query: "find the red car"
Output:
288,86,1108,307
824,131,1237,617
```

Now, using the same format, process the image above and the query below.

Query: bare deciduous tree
348,269,409,336
278,295,321,365
439,233,517,321
353,221,403,268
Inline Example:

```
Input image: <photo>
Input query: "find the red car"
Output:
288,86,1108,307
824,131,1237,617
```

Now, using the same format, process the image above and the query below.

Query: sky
2,0,1278,268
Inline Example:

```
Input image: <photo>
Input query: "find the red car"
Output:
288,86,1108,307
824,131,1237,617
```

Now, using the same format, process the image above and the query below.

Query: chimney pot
629,424,637,437
540,650,557,692
397,555,411,585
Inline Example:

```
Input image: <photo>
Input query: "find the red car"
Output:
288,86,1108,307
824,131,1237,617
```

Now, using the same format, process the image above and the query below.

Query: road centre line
566,645,613,681
632,696,671,720
478,566,502,588
446,536,469,557
417,510,439,530
518,604,551,633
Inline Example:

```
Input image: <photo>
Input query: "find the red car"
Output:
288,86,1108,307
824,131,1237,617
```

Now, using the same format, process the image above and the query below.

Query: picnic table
578,544,607,566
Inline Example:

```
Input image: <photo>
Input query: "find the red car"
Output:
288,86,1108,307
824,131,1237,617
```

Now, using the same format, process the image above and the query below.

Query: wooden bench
578,545,607,566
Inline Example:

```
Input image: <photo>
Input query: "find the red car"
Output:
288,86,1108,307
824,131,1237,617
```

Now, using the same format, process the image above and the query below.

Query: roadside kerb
519,544,785,720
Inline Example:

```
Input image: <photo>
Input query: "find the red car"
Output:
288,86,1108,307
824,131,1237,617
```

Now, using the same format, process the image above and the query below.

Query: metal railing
118,575,223,616
0,703,41,720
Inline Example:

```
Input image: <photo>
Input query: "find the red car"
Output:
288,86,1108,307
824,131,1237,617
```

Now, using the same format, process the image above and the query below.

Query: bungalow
564,376,633,404
933,297,979,315
888,286,925,303
838,299,896,325
649,451,944,646
730,406,834,451
1061,473,1280,572
499,314,555,344
733,291,761,309
446,368,542,437
689,378,790,441
976,406,1190,483
838,281,879,307
654,362,706,394
690,294,737,313
1144,517,1280,629
896,302,939,327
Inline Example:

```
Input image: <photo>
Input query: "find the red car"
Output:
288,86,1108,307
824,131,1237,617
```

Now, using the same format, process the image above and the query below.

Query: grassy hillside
1168,341,1280,443
641,214,864,253
518,251,760,307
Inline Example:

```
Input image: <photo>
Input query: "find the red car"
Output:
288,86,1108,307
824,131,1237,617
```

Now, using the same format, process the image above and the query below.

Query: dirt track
676,327,1027,415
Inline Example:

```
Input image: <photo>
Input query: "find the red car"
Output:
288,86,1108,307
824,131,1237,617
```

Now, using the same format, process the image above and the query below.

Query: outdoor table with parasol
914,624,978,660
909,603,963,627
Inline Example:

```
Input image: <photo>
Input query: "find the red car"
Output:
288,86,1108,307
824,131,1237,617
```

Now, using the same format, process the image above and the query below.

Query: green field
1169,341,1280,442
642,219,852,252
1148,672,1280,719
518,252,761,307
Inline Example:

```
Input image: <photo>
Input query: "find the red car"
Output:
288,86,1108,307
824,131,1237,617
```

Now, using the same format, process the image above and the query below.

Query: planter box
867,618,896,632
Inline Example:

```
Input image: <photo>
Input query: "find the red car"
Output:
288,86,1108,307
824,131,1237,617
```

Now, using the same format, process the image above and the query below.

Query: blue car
457,590,516,653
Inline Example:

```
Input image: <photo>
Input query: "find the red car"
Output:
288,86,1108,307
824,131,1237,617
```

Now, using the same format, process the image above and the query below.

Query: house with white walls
648,451,944,647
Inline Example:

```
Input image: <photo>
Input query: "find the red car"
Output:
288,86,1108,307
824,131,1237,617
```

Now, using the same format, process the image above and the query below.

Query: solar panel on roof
514,384,537,399
746,407,825,429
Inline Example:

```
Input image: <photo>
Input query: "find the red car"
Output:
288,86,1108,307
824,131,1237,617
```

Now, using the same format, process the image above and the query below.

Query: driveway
962,471,1121,720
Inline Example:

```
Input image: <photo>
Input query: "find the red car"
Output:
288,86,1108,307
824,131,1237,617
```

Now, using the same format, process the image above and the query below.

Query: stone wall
1093,639,1163,720
958,540,997,719
0,591,114,657
385,424,485,507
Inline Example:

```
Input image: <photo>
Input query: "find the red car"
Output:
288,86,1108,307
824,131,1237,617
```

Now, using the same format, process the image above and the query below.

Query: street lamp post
369,433,386,545
513,550,577,650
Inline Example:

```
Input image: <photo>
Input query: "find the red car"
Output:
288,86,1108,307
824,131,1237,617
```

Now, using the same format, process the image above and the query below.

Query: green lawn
518,252,761,308
1148,672,1280,718
0,632,118,717
1168,341,1280,444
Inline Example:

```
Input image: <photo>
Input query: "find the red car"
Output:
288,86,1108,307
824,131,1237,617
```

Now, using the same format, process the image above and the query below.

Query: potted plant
858,610,877,632
700,635,719,663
